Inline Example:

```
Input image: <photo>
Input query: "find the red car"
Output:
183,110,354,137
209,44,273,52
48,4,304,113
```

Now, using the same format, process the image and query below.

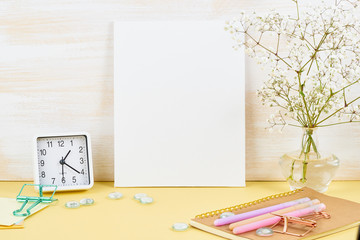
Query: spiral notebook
190,187,360,240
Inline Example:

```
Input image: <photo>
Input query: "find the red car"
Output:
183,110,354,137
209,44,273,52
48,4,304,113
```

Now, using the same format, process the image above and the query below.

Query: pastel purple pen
213,197,311,226
232,203,326,235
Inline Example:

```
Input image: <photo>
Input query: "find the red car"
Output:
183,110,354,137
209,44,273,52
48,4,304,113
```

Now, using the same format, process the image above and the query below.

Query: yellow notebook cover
0,198,48,227
190,187,360,240
0,221,24,230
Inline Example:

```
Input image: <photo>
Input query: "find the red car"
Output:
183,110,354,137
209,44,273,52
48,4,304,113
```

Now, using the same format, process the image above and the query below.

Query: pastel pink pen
214,197,310,226
229,199,320,230
232,203,326,235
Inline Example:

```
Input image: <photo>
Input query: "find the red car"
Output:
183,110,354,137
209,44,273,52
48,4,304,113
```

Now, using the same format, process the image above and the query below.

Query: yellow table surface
0,181,359,240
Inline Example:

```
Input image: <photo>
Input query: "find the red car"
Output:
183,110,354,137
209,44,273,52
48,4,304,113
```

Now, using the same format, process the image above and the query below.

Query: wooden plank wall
0,0,359,181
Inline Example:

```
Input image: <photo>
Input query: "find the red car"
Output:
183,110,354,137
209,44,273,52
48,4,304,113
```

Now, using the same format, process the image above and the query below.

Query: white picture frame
114,20,245,187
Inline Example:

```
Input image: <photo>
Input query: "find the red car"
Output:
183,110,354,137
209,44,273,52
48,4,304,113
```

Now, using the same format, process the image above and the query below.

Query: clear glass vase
279,128,340,193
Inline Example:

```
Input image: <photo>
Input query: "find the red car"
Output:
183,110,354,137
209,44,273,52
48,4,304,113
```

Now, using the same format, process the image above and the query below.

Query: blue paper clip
13,184,57,217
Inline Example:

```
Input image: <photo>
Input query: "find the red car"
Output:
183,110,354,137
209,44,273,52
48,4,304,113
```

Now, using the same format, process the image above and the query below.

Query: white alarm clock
34,132,94,191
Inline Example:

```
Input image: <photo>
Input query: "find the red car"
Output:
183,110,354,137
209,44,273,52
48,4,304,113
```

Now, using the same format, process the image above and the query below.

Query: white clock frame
34,132,94,192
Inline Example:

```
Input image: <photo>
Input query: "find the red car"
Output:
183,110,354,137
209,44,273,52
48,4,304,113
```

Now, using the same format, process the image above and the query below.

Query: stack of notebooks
190,187,360,239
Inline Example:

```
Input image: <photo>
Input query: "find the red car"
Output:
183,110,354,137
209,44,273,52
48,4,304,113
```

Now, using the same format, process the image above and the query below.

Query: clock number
70,140,73,146
40,149,47,156
62,177,66,183
40,160,45,167
47,141,53,148
72,176,76,183
81,169,85,175
80,157,84,164
79,146,84,153
41,171,46,178
51,178,56,184
58,140,64,147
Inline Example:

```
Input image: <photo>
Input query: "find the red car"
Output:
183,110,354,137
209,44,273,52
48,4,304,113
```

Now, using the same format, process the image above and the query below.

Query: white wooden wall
1,0,359,181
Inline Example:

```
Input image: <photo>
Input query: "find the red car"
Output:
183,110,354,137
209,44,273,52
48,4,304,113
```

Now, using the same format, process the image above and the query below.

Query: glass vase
279,128,340,193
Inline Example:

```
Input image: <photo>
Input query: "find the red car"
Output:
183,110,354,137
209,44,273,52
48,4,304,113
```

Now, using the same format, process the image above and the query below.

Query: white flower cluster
226,0,360,129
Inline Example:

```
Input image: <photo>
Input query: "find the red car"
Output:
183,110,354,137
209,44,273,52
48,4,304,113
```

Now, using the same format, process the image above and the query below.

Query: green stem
297,72,313,127
298,128,320,183
302,160,308,183
296,0,300,20
317,120,360,127
317,96,360,125
288,160,296,181
244,32,292,68
311,136,320,158
314,79,359,125
288,123,303,128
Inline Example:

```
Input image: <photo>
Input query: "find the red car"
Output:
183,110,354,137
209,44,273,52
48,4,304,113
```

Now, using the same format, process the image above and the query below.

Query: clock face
36,135,91,188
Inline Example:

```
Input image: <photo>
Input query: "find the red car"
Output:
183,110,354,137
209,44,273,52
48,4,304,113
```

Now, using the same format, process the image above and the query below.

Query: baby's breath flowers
226,0,360,183
227,0,360,130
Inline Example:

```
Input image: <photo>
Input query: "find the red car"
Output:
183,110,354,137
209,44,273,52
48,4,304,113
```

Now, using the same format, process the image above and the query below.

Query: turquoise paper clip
13,184,57,217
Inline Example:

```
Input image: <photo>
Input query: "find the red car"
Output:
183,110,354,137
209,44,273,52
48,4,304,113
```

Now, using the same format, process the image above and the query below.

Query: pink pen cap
232,203,326,235
214,197,311,226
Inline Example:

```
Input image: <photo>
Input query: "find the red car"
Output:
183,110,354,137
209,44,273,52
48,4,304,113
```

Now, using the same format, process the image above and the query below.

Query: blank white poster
114,20,245,187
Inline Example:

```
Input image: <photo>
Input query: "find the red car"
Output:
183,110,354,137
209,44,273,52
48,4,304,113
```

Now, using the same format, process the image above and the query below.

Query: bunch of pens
214,197,326,235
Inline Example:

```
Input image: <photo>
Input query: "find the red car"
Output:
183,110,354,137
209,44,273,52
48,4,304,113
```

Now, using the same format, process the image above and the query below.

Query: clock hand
61,158,64,178
59,150,71,165
63,162,80,174
62,150,71,162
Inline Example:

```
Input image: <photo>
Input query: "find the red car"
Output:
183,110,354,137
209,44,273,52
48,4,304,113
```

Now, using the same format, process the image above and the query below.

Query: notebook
0,197,48,227
190,187,360,240
0,221,24,229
